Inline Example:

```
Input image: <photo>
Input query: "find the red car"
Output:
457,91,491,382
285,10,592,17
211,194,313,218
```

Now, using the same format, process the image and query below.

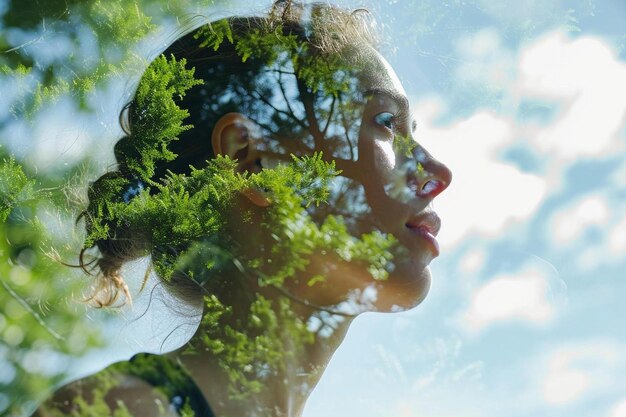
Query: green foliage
86,152,344,281
113,353,202,416
123,55,204,182
253,152,341,208
235,27,301,64
195,19,234,50
0,157,34,222
295,52,355,96
38,353,208,416
393,133,418,159
82,174,128,248
0,0,224,119
45,372,133,417
179,401,196,417
242,154,396,288
196,20,360,96
0,157,101,416
88,0,154,45
0,64,33,77
318,216,396,281
199,295,312,400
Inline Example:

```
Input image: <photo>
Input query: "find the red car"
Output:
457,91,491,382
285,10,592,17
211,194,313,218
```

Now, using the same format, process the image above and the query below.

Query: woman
35,1,451,416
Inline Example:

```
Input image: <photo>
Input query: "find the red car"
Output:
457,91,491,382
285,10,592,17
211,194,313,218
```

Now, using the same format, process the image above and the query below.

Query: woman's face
347,49,451,310
228,47,451,312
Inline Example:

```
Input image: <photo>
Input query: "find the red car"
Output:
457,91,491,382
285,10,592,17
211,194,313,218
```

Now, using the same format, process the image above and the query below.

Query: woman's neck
169,285,353,417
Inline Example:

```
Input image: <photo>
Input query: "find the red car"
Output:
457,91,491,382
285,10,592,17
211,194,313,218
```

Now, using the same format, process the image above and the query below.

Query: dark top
111,353,215,417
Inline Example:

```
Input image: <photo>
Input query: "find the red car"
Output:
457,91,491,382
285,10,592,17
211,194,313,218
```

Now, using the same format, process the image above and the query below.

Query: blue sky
300,1,626,416
7,0,624,415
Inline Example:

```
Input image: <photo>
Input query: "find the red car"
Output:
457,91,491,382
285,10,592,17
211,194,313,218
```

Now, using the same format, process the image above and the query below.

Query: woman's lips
405,211,441,256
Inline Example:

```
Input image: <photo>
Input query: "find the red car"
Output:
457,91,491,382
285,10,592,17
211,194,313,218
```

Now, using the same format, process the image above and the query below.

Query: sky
6,0,625,415
301,1,626,416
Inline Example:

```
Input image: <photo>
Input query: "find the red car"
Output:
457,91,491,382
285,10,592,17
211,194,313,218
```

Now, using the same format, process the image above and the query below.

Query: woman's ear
211,112,270,207
211,113,257,167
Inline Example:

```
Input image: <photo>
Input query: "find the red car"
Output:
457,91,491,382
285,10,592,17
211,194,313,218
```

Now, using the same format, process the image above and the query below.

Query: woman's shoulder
33,353,214,417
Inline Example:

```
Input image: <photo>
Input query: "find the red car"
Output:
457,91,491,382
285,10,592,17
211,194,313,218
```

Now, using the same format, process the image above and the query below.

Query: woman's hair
80,0,379,307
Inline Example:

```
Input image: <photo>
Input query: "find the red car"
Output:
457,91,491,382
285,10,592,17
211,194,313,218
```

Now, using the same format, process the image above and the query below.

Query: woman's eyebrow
364,88,410,117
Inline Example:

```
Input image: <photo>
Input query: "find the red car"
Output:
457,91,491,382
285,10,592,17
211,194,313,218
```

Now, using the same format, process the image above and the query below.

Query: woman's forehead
357,48,406,97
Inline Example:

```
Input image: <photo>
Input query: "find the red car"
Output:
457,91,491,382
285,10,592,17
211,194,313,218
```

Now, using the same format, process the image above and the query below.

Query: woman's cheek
373,139,396,179
374,139,412,202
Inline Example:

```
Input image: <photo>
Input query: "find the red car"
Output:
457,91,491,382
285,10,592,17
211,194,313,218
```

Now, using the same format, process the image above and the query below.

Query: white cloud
540,342,623,406
543,367,590,405
549,194,611,245
458,247,487,275
460,265,555,332
518,32,626,161
608,215,626,255
546,193,626,270
413,32,626,250
611,397,626,417
416,107,547,248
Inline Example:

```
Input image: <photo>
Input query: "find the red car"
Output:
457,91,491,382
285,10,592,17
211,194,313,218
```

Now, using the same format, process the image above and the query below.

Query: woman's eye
374,112,395,131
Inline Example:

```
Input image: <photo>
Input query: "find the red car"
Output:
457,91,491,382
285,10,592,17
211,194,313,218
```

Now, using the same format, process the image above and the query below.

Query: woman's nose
406,148,452,199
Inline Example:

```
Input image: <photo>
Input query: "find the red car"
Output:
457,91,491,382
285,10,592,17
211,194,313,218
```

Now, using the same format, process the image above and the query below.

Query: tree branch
321,95,337,138
1,279,63,341
296,78,325,151
250,89,308,131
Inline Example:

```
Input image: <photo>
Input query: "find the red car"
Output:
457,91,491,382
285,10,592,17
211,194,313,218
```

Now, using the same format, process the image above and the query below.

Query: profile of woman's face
222,46,451,313
350,49,452,310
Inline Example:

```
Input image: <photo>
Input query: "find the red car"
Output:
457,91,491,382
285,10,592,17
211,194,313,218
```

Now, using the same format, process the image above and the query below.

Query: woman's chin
371,264,432,312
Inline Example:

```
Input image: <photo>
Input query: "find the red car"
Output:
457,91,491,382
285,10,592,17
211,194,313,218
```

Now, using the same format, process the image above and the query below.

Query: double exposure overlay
1,1,624,417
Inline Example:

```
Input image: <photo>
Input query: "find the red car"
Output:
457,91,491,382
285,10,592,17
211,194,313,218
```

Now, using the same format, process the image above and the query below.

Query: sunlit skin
349,49,451,310
34,47,451,417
